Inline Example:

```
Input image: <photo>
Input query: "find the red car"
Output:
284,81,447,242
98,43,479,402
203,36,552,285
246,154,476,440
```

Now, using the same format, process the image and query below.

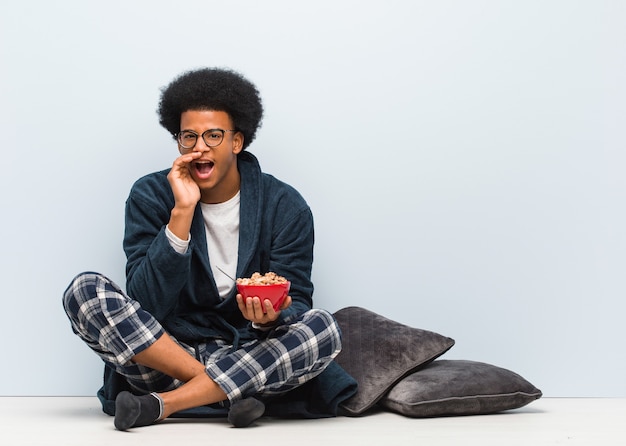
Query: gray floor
1,397,624,445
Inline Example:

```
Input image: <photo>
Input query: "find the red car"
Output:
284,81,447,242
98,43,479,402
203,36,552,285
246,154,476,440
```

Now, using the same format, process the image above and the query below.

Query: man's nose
193,137,211,152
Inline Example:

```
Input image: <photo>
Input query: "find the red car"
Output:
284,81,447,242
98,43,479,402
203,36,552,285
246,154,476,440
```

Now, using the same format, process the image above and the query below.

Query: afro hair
158,68,264,150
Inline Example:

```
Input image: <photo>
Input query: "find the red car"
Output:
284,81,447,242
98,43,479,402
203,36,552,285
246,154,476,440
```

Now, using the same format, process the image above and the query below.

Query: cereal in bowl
236,272,288,285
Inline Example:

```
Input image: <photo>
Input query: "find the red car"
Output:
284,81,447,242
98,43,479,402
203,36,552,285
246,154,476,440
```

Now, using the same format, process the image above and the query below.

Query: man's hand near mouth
167,150,202,240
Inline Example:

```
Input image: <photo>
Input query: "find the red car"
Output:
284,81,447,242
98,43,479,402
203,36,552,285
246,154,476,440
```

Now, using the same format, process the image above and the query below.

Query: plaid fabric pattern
63,272,165,366
205,309,342,400
63,272,180,394
63,272,342,402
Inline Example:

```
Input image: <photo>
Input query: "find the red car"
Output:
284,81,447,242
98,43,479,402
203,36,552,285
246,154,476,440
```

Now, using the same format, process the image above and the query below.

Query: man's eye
207,132,221,140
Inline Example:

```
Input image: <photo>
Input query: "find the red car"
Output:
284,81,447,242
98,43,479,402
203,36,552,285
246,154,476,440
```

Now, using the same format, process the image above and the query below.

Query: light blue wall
1,0,624,397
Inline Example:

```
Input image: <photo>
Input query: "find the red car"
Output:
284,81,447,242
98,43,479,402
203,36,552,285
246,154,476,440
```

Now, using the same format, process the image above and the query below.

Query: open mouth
192,160,215,179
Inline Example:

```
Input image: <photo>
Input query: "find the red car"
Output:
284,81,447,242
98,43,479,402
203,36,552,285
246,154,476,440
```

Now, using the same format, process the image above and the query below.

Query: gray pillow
379,359,542,417
333,306,455,416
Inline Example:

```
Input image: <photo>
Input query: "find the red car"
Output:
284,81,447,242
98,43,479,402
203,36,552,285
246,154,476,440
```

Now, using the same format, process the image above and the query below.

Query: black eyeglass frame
175,128,237,150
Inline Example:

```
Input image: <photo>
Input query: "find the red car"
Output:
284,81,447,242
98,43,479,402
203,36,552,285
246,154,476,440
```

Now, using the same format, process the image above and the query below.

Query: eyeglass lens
177,129,225,150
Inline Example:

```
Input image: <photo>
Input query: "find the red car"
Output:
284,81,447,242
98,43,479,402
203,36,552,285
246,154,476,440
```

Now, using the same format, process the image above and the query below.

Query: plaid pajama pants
62,272,342,403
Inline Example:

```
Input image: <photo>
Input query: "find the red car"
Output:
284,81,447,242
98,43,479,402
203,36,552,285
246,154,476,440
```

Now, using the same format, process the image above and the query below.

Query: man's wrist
165,225,190,254
168,206,195,240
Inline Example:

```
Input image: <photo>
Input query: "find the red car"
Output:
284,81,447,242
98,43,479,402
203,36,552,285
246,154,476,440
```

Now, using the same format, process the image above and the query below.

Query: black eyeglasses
176,129,237,152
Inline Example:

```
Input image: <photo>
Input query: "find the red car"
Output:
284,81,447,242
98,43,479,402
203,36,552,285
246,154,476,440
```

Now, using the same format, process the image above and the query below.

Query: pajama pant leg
63,272,343,403
62,271,182,394
204,309,342,402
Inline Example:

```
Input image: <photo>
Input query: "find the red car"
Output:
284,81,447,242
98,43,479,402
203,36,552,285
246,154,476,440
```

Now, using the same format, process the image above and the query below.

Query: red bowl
236,281,291,312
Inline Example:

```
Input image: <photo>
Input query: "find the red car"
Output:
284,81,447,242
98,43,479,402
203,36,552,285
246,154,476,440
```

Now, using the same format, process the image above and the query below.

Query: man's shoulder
241,151,307,204
127,169,172,205
130,169,171,191
261,172,303,198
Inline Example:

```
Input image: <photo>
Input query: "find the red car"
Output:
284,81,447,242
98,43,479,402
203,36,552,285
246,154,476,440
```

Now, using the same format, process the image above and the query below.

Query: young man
63,68,356,430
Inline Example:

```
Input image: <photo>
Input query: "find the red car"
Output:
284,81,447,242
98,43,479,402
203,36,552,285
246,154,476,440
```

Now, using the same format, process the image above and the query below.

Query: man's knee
302,309,343,357
62,271,122,319
62,271,99,318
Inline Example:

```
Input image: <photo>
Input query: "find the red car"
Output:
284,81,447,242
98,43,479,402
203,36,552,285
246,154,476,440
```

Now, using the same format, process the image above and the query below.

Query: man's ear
232,131,244,154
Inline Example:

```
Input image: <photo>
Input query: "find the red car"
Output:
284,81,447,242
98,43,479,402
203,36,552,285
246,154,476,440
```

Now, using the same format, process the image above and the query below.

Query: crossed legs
131,332,227,418
62,272,231,428
63,272,341,430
